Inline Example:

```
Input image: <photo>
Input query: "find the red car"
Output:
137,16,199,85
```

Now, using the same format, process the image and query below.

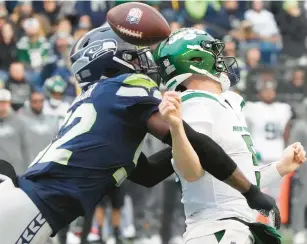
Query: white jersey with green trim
173,90,260,227
243,101,292,163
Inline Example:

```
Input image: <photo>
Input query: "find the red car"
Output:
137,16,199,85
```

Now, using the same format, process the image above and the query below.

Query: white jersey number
30,103,97,167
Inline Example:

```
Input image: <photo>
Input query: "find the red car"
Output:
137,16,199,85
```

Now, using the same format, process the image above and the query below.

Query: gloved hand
242,184,281,229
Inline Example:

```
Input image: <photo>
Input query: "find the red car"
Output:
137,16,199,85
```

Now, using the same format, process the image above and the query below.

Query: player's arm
159,92,204,181
260,142,306,188
128,148,174,187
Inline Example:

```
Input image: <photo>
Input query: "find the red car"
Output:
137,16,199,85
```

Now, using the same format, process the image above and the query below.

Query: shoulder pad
181,91,226,108
123,74,158,91
223,91,246,110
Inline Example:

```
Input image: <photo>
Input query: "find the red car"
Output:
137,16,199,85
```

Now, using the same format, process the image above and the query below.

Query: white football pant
184,220,254,244
0,174,53,244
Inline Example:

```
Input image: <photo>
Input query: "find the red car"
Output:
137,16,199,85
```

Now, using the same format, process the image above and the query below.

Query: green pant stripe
214,230,225,242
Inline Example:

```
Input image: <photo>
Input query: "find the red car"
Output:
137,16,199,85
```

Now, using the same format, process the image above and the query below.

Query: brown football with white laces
107,2,171,46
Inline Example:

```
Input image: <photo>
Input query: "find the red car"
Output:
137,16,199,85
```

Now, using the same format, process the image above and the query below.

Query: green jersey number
242,134,260,187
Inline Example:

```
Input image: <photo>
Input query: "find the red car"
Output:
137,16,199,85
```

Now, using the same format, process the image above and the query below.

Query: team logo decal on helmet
84,39,117,61
72,39,118,79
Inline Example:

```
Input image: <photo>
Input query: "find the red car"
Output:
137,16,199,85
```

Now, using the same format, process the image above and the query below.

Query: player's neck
185,78,222,94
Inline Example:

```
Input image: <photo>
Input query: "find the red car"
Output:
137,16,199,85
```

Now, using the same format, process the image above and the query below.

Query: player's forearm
259,162,283,188
170,122,204,182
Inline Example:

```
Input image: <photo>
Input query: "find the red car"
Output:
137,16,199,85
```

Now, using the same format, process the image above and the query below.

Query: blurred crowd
1,0,307,244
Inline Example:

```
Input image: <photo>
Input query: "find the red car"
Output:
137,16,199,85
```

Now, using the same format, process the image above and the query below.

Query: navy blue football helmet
70,27,158,86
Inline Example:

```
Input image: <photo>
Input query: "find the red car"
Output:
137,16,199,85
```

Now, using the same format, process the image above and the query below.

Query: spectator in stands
19,91,58,163
275,1,307,59
279,68,307,110
244,67,276,101
159,1,184,32
0,21,17,81
52,34,77,101
207,0,246,38
180,1,220,37
0,3,8,29
5,62,32,111
0,89,28,175
241,47,261,98
41,0,60,27
17,17,51,87
43,75,70,127
75,1,111,28
56,17,72,35
244,0,281,64
10,1,34,32
244,0,280,43
78,15,92,32
246,47,261,70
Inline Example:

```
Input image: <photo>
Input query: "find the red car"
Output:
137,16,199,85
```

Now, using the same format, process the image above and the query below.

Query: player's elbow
181,169,205,182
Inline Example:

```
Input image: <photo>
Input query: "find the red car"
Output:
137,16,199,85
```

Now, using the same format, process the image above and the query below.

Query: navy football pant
0,174,52,244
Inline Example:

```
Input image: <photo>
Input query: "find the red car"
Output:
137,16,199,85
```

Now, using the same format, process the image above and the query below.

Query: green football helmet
153,28,239,91
44,75,67,95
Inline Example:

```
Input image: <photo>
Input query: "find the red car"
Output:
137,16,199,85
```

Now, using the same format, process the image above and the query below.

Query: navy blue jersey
18,74,161,235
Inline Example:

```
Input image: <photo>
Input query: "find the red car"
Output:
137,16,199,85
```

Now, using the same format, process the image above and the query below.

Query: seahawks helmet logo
83,39,117,61
71,39,118,77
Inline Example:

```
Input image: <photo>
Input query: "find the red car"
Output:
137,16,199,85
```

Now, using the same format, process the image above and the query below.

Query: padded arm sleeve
162,120,237,181
128,147,174,187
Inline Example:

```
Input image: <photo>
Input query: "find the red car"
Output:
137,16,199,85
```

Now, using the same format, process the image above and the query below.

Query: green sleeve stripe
123,74,157,90
181,92,226,108
240,99,246,110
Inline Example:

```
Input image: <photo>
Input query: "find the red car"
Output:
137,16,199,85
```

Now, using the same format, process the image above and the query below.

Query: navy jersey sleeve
116,74,162,124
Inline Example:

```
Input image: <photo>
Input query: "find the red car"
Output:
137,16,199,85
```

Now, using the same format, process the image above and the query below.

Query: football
107,2,171,46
